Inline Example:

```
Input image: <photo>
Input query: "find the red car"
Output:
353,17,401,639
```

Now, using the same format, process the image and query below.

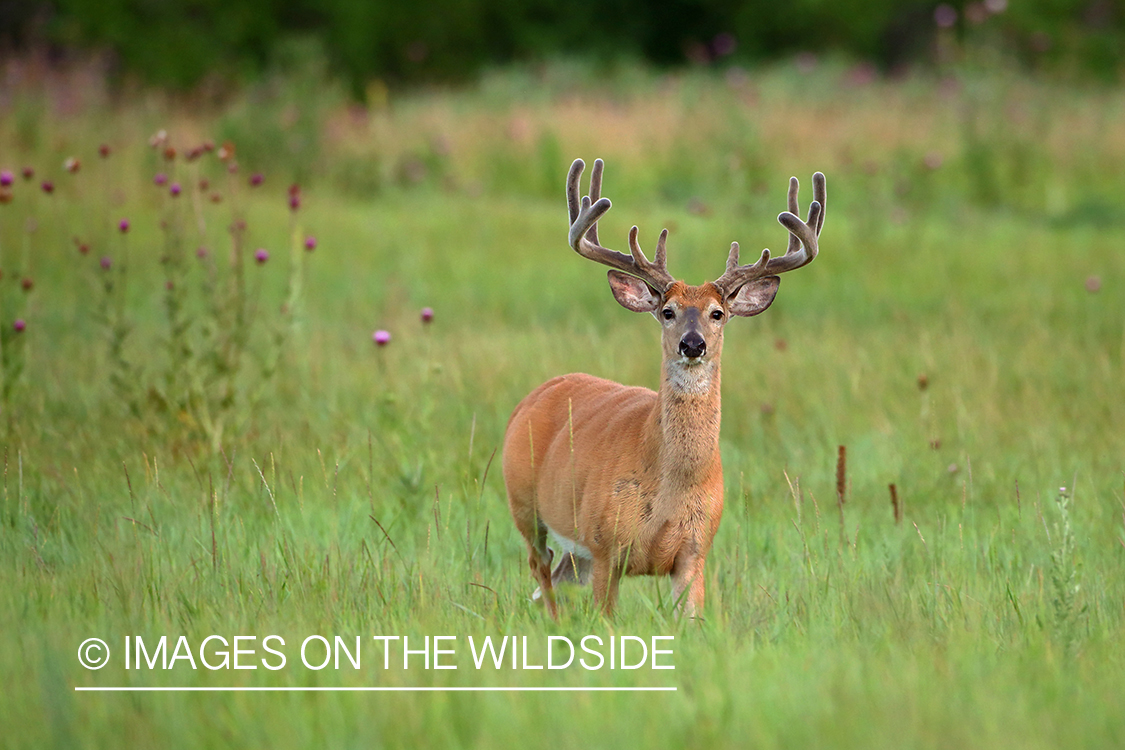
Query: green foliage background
5,0,1124,93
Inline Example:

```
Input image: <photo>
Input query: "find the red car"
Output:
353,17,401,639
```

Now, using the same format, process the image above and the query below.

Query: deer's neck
651,358,722,488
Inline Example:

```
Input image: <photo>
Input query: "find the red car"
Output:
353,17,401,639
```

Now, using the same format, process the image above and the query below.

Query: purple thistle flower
41,180,54,194
373,330,391,346
13,319,25,333
304,236,317,251
118,218,130,233
421,307,434,324
100,256,112,270
288,193,301,211
0,170,12,187
170,182,182,197
934,3,957,27
254,248,269,264
21,167,33,181
250,173,264,187
154,173,168,186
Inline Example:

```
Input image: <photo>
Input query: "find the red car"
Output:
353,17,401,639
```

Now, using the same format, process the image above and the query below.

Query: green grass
1,58,1124,748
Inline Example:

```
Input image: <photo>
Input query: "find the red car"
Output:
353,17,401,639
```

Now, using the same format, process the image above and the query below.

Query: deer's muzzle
679,331,706,359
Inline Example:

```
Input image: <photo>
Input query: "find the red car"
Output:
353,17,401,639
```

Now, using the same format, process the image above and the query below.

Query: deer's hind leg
508,495,559,620
525,523,558,620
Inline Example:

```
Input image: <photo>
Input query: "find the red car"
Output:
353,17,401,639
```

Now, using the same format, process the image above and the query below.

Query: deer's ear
727,276,780,317
607,270,661,314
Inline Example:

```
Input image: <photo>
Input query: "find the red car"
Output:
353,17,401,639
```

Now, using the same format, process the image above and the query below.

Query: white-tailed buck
503,158,825,619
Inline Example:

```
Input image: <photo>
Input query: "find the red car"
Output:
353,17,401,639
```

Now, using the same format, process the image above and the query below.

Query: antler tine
627,225,646,264
785,177,800,255
713,241,771,295
566,158,676,293
654,228,668,269
726,241,771,275
812,171,826,234
625,226,676,291
712,172,826,295
567,158,584,225
586,158,604,247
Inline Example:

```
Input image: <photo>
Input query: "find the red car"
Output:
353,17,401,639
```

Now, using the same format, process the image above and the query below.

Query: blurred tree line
1,0,1121,94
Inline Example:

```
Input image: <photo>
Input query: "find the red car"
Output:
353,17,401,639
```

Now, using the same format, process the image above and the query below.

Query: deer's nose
679,331,706,359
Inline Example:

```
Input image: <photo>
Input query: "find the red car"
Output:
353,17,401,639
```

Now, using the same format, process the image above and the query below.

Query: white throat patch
667,358,715,394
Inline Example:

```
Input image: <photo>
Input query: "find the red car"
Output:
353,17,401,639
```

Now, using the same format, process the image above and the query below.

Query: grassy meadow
1,57,1124,747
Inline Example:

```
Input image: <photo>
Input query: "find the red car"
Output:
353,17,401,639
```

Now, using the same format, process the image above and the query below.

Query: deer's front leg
590,555,623,617
671,551,707,619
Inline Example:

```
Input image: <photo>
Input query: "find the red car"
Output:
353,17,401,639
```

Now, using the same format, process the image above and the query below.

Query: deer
502,158,825,619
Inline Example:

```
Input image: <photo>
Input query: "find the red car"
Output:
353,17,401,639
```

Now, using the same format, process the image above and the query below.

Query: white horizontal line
75,686,676,692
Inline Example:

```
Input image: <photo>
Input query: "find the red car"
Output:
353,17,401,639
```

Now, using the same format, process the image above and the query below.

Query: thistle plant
179,145,311,450
1049,484,1082,650
0,317,28,425
79,133,317,451
0,168,33,427
96,218,138,416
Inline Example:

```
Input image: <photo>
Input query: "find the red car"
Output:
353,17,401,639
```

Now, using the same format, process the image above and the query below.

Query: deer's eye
711,309,724,321
662,308,675,320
